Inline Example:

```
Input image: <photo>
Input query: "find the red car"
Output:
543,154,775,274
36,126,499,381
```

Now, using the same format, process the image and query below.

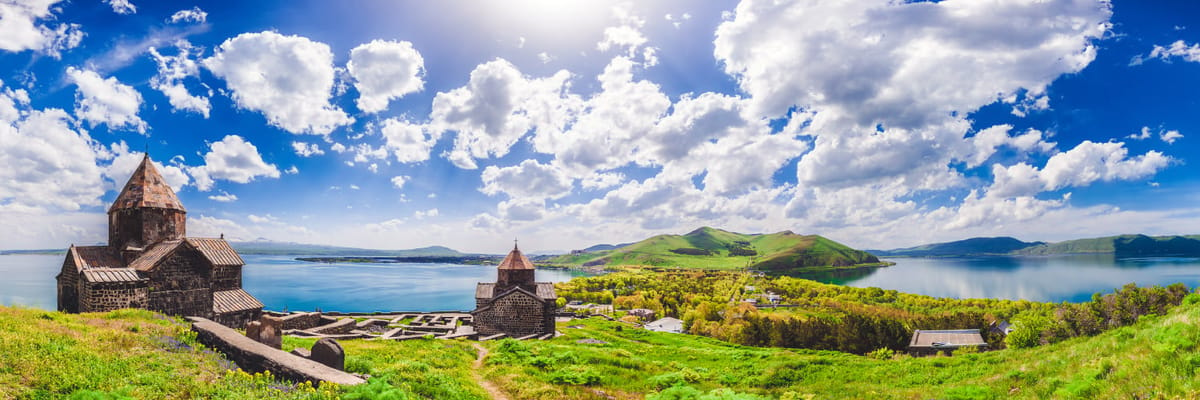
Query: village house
645,317,684,334
471,243,557,338
55,154,263,328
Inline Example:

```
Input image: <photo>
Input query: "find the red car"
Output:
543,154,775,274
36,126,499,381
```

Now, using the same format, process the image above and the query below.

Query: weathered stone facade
55,154,263,328
472,244,557,337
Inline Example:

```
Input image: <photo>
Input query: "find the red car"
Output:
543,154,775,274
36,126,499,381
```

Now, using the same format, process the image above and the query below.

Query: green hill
1016,234,1200,257
547,227,883,273
872,237,1043,257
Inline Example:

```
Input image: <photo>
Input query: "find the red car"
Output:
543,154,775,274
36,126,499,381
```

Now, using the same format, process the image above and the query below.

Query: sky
2,0,1200,254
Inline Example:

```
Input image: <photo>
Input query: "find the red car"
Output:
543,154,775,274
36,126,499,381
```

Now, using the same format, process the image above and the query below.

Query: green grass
5,298,1200,399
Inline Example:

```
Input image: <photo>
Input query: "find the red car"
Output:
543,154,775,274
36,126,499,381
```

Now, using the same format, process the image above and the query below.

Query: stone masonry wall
280,312,322,330
214,309,261,329
148,248,212,318
81,281,149,312
109,208,185,250
57,258,79,313
475,291,550,337
211,266,242,291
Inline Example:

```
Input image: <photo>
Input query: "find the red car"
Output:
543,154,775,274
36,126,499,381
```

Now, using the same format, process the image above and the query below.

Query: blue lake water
3,253,1199,309
0,254,589,312
833,254,1200,302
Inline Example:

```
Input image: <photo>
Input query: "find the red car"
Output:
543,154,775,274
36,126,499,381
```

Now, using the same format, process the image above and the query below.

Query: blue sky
1,0,1198,253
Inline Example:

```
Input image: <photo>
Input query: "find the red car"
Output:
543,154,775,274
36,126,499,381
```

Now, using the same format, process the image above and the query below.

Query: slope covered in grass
547,227,883,273
482,296,1200,399
1017,234,1200,257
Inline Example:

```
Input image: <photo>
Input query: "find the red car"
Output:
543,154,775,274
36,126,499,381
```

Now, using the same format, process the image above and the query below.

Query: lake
0,254,590,312
4,253,1199,309
830,254,1200,302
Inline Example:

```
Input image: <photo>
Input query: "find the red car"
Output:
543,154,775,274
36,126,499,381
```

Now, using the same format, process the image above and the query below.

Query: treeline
555,271,1195,355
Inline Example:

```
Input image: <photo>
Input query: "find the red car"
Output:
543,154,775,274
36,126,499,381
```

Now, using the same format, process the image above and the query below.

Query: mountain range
873,234,1200,258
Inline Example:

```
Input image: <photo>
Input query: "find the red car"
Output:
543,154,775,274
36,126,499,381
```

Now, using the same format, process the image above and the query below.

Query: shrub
1005,314,1049,349
867,347,894,360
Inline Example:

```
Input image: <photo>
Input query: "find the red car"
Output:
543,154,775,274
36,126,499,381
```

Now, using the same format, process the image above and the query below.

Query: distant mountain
872,237,1044,257
546,226,882,274
1016,234,1200,257
580,242,634,253
229,240,466,257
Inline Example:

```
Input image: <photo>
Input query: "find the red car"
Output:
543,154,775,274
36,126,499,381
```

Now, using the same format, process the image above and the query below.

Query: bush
1005,314,1049,349
867,347,894,360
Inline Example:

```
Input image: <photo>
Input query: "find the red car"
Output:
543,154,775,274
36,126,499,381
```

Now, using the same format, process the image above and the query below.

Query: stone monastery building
472,243,557,337
56,154,263,328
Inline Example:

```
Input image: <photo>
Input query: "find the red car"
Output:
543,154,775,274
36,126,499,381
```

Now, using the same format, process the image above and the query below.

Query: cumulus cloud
0,108,106,210
188,135,281,191
480,159,573,199
203,31,353,135
379,118,437,163
1161,130,1184,144
1137,40,1200,64
148,41,211,117
347,40,425,113
105,0,136,15
414,208,438,219
66,67,148,133
430,58,579,169
291,141,324,157
169,7,207,24
0,0,83,58
714,0,1111,125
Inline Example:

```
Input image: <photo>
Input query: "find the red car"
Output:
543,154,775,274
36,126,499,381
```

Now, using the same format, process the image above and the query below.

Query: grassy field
5,295,1200,399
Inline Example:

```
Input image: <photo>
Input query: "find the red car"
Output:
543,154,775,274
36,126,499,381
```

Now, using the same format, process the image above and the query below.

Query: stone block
310,338,345,371
290,348,311,358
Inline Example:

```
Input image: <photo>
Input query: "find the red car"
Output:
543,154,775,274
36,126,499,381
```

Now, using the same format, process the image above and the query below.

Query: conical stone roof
108,154,186,213
497,243,534,270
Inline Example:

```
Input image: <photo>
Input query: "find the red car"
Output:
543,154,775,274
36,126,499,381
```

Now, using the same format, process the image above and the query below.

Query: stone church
472,243,557,337
56,154,263,328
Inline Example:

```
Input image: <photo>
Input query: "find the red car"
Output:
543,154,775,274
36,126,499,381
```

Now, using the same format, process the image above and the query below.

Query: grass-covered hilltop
546,227,886,275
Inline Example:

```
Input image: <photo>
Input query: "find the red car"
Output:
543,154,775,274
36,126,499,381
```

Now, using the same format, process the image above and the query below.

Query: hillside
1015,234,1200,257
872,237,1044,257
546,227,883,274
230,240,466,257
6,297,1200,399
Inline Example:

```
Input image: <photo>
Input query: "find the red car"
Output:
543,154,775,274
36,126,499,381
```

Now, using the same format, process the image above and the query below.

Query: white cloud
480,159,573,199
430,58,579,169
380,118,437,163
414,208,438,219
66,67,147,133
498,198,546,221
1145,40,1200,63
148,41,211,117
581,172,624,190
291,141,324,157
538,52,554,64
0,108,106,211
208,191,237,202
284,165,299,175
988,140,1171,198
1161,130,1183,144
105,0,136,15
967,125,1054,168
1127,126,1153,140
390,175,409,189
0,0,83,58
203,31,353,135
169,7,207,24
103,142,189,193
188,135,281,191
347,40,425,113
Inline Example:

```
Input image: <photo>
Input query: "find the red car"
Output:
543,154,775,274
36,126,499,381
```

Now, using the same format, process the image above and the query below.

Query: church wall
213,309,261,329
474,291,551,337
80,281,149,312
148,248,213,318
210,266,242,291
57,257,79,313
109,208,186,250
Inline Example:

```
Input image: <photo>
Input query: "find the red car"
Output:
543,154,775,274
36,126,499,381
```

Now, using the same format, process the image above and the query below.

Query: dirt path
472,343,510,400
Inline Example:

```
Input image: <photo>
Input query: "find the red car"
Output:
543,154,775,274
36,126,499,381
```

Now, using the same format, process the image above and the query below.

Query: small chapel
55,153,263,328
472,243,557,338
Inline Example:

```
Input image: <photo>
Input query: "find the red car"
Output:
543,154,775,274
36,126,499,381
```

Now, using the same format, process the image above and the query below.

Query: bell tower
108,154,187,259
496,241,536,292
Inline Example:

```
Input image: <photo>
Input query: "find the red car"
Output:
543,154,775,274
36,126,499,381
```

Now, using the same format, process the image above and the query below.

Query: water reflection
834,255,1200,302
